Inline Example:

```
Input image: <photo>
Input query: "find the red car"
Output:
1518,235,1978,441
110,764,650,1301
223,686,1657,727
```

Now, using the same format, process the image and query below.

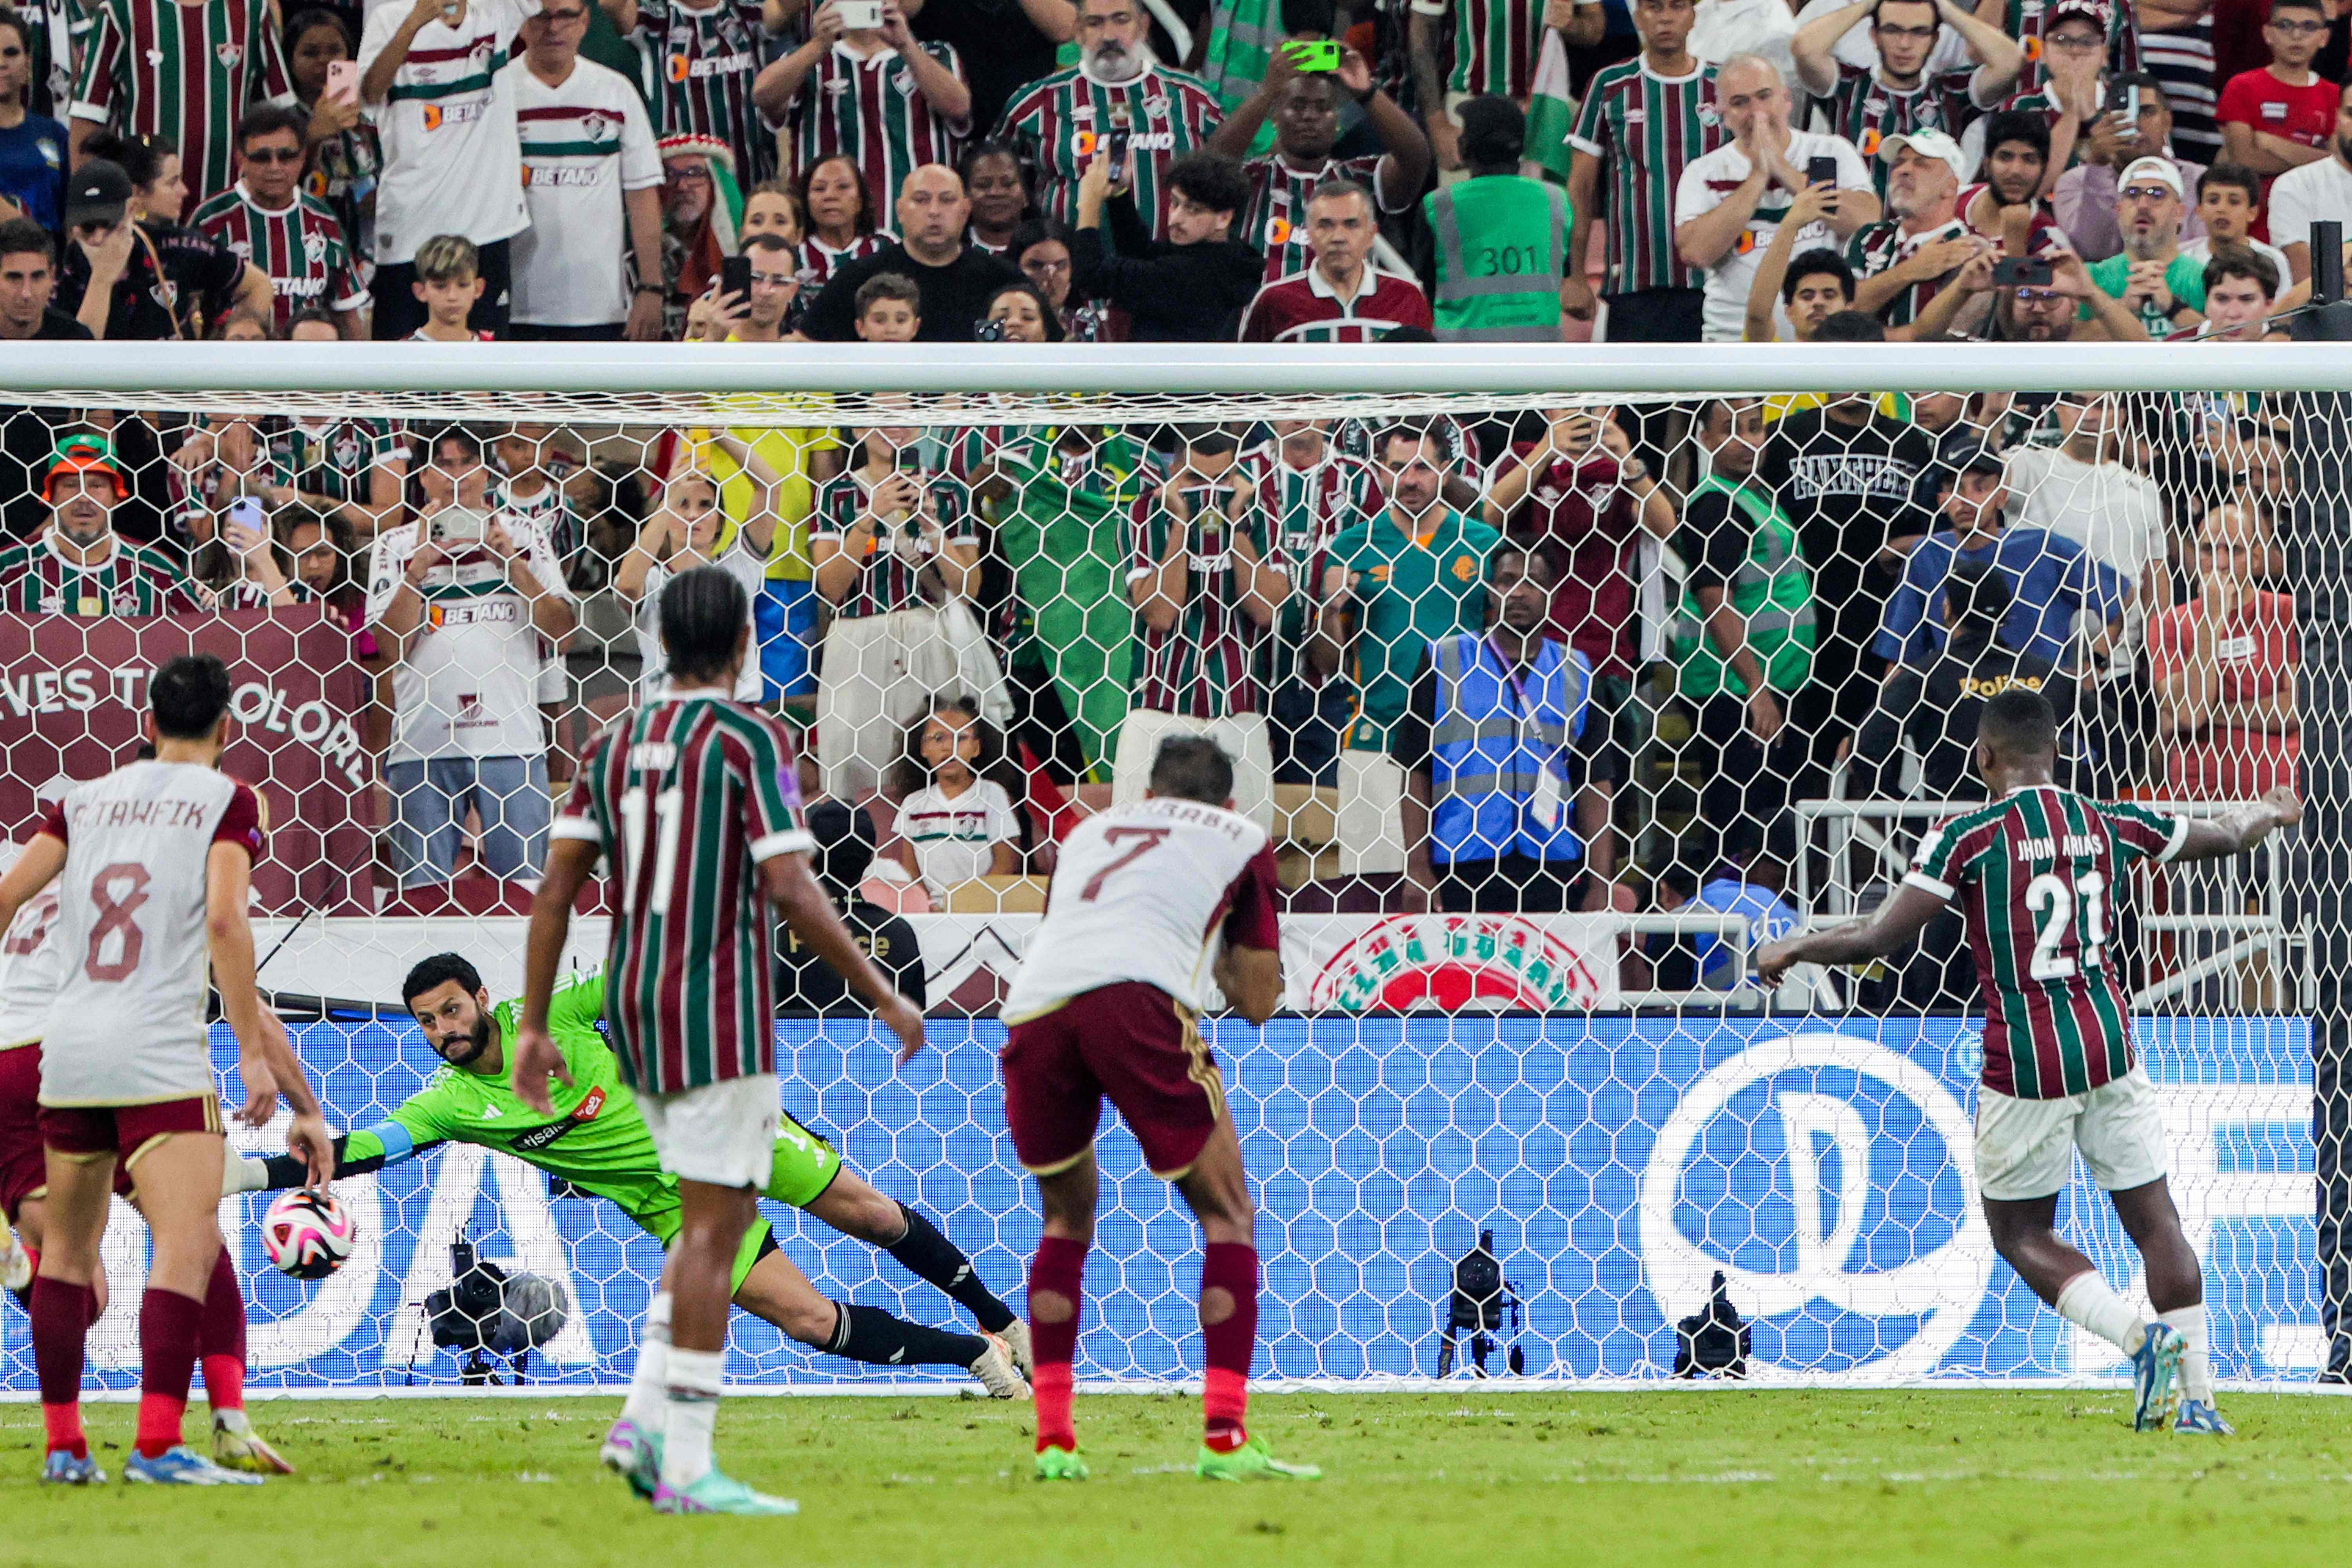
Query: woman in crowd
284,7,379,272
960,140,1029,257
741,178,806,245
613,432,788,700
1011,218,1111,342
980,279,1063,343
795,152,889,294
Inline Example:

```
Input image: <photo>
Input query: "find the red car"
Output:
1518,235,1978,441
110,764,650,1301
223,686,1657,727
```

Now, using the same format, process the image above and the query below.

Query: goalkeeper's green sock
623,1290,671,1432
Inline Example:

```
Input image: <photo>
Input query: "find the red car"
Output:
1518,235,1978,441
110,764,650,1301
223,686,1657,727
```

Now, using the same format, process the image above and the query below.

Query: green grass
7,1390,2352,1566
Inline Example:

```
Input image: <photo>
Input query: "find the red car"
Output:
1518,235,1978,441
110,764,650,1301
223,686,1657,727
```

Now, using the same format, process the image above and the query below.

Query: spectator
70,0,294,210
1242,417,1368,787
741,177,804,243
1747,229,1858,343
1910,242,2155,339
980,277,1061,340
508,0,665,343
1396,543,1623,914
187,493,298,608
656,133,737,336
1423,96,1564,342
0,437,202,613
912,0,1064,137
2139,1,2220,164
2267,82,2352,281
490,424,585,575
2148,497,2299,798
2198,244,2289,337
285,8,381,269
1112,424,1285,830
996,0,1221,239
2053,73,2209,259
278,503,370,628
2216,0,2336,223
1690,0,1802,85
683,229,799,341
1208,40,1428,284
1847,129,1986,331
960,140,1029,256
1312,423,1501,882
1673,53,1878,344
2086,154,2208,335
809,421,985,796
632,0,779,187
613,457,770,701
886,695,1021,895
1070,148,1260,342
244,307,409,537
360,0,532,340
1874,440,2127,677
190,103,366,338
1643,851,1801,992
1789,0,2021,200
2003,0,2140,181
0,9,66,230
2183,160,2294,276
1564,0,1722,341
1238,178,1433,341
365,423,577,890
1853,562,2077,800
406,234,493,343
0,215,89,347
57,155,270,339
759,0,971,219
794,152,890,294
852,269,921,339
1663,396,1815,875
1411,0,1581,171
797,163,1020,341
1013,216,1112,339
1957,109,2069,248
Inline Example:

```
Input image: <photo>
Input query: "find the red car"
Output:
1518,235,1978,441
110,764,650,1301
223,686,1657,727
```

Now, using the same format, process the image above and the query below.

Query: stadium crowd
0,0,2325,983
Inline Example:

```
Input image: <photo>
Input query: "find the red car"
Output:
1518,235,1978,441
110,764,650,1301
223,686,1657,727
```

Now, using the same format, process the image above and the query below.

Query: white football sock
661,1347,724,1492
2055,1271,2146,1355
2160,1304,2214,1403
622,1291,671,1432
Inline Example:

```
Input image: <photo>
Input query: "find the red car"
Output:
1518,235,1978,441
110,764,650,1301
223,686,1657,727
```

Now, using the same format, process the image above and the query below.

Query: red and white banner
0,610,373,913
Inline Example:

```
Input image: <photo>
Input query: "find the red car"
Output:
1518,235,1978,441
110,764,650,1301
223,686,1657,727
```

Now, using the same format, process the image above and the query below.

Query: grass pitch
6,1389,2351,1566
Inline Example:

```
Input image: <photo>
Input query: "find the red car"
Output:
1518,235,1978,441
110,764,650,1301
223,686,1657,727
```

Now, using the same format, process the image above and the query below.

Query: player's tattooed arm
2175,786,2303,862
1756,883,1947,985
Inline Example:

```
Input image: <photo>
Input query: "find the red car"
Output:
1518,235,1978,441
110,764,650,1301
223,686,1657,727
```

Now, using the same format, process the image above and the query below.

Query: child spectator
886,695,1022,897
407,234,492,343
853,269,921,341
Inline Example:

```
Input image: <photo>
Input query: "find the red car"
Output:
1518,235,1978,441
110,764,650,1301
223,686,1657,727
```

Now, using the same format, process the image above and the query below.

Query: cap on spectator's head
2118,154,2184,198
64,159,131,229
2046,0,2112,28
1457,94,1526,167
1933,429,2004,485
1879,128,1967,183
44,434,122,499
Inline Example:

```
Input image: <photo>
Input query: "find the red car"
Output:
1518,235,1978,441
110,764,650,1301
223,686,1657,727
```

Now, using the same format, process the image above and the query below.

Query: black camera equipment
1435,1229,1525,1377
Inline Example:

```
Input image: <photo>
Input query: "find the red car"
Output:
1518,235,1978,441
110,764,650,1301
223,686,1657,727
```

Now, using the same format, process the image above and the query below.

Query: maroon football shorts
40,1091,222,1187
1001,980,1227,1180
0,1043,44,1223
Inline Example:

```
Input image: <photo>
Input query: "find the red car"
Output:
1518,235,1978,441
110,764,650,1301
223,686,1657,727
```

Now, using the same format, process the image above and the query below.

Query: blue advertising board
0,1014,2321,1390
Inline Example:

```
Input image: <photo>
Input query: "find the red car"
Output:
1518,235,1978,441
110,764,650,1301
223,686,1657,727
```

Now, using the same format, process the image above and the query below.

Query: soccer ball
261,1190,357,1280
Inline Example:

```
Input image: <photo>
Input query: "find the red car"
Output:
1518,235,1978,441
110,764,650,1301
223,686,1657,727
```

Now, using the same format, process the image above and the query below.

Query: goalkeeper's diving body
230,954,1029,1397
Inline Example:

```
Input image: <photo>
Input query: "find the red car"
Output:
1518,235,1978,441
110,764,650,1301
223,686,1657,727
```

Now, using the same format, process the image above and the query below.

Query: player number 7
1079,825,1172,901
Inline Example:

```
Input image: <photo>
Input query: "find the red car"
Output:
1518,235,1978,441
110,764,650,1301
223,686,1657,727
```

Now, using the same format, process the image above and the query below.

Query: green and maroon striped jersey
554,695,816,1095
1127,479,1276,718
787,40,970,222
1813,63,1985,194
2005,0,2139,94
0,533,203,615
1241,445,1372,689
1238,152,1389,282
1432,0,1541,98
1906,785,2187,1100
993,61,1221,239
1567,58,1720,296
1845,215,1969,326
267,416,406,509
635,0,775,184
189,185,365,332
808,465,978,619
71,0,294,211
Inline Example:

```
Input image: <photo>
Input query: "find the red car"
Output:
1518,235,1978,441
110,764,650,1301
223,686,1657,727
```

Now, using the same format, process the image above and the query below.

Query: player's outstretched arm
2172,787,2303,863
0,830,64,933
1756,883,1946,985
514,838,597,1114
226,1123,446,1195
762,851,927,1063
1213,944,1284,1026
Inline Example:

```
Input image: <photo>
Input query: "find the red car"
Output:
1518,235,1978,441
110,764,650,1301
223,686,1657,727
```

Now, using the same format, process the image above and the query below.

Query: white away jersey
511,57,662,327
0,870,61,1049
1002,797,1282,1020
359,0,532,263
38,762,262,1105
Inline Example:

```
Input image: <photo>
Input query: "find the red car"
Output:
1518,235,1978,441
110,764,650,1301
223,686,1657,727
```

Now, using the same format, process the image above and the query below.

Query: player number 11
617,782,684,918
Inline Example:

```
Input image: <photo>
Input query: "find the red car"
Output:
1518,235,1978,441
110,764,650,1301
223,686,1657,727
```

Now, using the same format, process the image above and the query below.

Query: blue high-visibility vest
1426,632,1590,866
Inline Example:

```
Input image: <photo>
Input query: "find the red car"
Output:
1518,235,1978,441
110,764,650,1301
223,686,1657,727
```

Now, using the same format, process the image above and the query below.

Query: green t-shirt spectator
2084,251,2206,338
1325,507,1501,751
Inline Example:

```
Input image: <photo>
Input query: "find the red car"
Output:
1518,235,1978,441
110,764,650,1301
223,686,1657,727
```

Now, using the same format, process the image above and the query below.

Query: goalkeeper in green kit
229,955,1029,1396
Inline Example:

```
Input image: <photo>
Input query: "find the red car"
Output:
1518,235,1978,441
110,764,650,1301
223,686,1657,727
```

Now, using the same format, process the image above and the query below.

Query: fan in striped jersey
994,55,1221,240
765,22,971,222
70,0,294,211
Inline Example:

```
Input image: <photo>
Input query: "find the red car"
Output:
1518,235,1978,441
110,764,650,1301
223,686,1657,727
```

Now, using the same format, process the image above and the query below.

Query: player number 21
617,782,684,918
2024,868,2107,981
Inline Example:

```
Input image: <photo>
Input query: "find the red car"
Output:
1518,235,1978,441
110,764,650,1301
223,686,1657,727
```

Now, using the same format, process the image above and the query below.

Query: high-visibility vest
1427,632,1590,866
1423,175,1568,343
1667,475,1818,700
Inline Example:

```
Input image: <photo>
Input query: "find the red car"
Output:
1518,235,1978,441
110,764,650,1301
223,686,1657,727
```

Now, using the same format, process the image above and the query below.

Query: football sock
136,1285,205,1459
31,1276,93,1458
887,1202,1017,1333
828,1301,988,1370
622,1290,672,1432
1028,1236,1087,1453
2161,1303,2214,1403
660,1347,724,1492
200,1247,246,1415
2055,1270,2146,1356
1200,1242,1258,1451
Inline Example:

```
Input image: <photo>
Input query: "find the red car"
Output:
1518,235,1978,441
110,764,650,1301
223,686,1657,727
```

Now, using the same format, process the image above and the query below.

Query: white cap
1880,128,1969,184
2118,155,2184,198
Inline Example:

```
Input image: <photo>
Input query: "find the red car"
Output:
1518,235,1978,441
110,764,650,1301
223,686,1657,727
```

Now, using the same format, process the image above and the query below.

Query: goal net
0,340,2338,1392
